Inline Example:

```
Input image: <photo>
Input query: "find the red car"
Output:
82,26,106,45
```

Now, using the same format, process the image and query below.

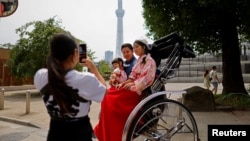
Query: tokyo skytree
115,0,124,58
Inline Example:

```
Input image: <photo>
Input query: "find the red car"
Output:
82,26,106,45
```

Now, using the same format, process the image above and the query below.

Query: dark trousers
47,116,92,141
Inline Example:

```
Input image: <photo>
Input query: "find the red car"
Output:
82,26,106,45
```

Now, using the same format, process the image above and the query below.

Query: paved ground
0,83,250,141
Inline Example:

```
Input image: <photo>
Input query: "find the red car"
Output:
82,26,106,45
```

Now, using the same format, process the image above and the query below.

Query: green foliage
7,17,66,78
97,60,112,80
214,93,250,110
142,0,248,95
86,49,97,61
6,17,97,79
142,0,250,54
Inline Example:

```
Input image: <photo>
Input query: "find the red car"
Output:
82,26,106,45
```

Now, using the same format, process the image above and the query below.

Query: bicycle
122,32,200,141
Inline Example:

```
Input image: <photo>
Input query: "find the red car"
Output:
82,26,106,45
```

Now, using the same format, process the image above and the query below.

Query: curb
215,105,234,111
0,116,41,128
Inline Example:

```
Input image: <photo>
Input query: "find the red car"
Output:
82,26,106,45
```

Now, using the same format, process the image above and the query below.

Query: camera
79,43,87,63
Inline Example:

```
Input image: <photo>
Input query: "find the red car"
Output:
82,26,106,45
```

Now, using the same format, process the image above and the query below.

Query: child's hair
112,57,124,67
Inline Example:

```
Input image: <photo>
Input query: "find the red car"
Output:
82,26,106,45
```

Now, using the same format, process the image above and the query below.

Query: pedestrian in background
203,69,210,89
210,66,220,94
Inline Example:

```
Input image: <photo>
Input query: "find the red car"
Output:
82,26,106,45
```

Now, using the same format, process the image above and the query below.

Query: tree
142,0,249,94
7,17,64,78
7,17,95,78
97,60,112,80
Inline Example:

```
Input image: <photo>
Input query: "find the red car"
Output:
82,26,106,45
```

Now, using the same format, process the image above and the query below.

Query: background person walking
210,66,220,94
203,69,210,90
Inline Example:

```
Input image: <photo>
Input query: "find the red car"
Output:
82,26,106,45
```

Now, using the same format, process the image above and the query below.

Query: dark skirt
47,115,93,141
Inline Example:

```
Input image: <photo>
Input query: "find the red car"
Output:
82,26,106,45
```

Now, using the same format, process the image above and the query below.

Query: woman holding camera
34,33,107,141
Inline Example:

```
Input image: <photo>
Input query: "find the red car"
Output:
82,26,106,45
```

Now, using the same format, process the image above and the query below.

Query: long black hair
46,33,77,114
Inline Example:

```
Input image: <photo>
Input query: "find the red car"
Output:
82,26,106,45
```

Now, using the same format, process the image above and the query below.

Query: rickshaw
122,32,200,141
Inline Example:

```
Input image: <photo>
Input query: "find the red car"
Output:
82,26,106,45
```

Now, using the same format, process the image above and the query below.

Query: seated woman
94,38,157,141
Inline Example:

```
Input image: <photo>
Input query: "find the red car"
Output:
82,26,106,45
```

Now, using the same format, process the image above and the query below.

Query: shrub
214,93,250,110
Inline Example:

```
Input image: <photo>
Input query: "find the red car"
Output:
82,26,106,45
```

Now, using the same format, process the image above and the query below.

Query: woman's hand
80,57,107,87
115,78,134,89
115,83,123,89
80,57,95,71
110,79,118,87
122,82,135,89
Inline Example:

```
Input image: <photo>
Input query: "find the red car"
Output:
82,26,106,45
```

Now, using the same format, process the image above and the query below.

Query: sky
0,0,151,61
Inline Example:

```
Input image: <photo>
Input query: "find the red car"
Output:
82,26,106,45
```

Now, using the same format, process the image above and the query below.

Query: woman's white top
34,68,106,118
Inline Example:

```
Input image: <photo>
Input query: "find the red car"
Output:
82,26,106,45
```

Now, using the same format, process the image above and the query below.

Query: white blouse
34,68,106,118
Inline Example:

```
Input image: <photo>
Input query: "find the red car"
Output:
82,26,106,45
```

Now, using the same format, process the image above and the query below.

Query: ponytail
47,54,70,114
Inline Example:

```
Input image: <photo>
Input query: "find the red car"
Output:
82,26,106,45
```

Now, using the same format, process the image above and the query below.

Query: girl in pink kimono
94,38,156,141
110,57,127,86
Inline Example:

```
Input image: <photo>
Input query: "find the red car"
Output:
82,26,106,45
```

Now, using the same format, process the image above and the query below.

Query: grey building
105,50,113,64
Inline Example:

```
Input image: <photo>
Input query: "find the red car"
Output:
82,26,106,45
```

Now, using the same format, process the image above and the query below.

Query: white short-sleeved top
34,68,106,118
210,70,218,83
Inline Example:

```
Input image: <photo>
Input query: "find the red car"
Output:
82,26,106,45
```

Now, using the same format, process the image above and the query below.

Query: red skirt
94,87,141,141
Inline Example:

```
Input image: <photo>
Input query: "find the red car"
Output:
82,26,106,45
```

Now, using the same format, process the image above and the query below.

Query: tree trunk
220,14,247,94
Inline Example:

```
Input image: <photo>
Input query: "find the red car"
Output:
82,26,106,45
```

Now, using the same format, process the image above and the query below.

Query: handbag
209,71,213,81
